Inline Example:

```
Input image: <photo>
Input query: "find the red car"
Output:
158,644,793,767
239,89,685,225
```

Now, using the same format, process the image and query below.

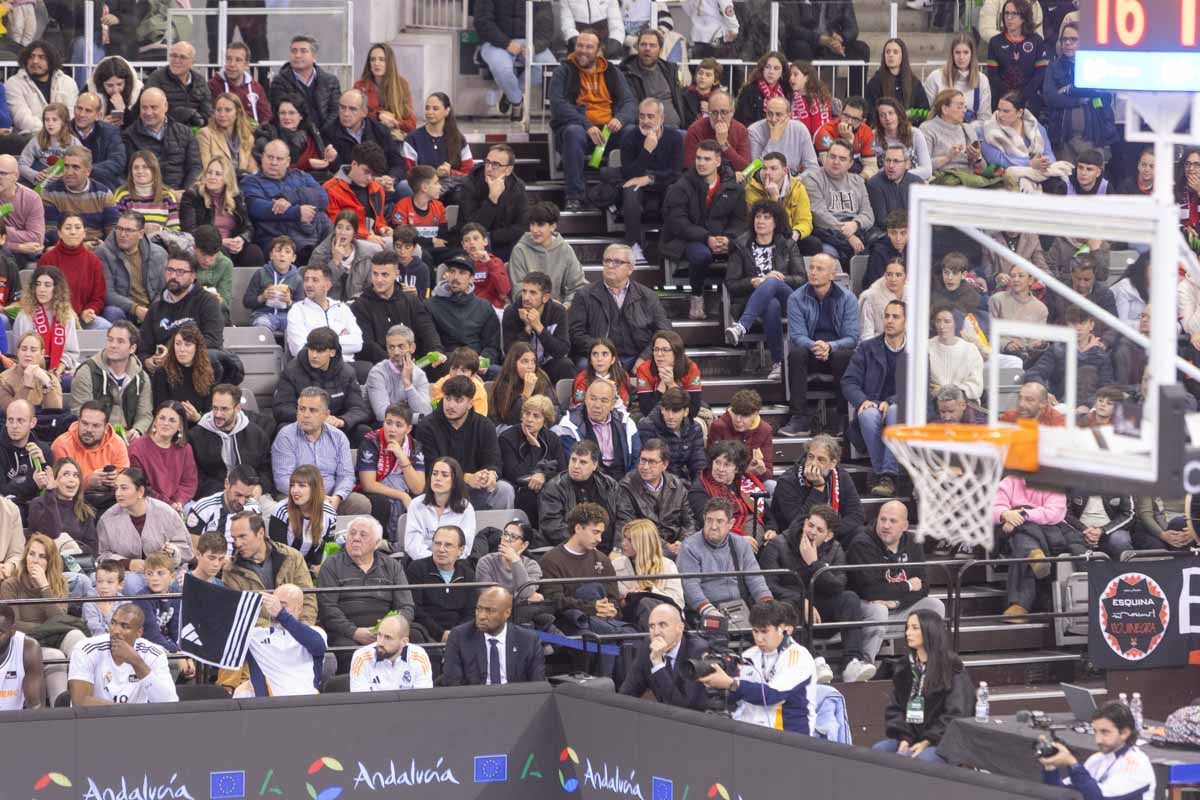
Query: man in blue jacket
781,253,859,437
842,299,906,497
548,31,637,211
71,93,126,191
242,139,331,262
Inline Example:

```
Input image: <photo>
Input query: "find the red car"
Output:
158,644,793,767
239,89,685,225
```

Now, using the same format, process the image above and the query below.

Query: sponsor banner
1088,558,1200,669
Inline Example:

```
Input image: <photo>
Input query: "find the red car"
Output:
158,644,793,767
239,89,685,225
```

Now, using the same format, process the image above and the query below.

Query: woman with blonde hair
114,150,180,233
0,331,64,410
354,43,417,138
179,155,263,266
196,92,259,175
611,518,685,609
268,464,337,572
923,33,991,124
0,532,88,704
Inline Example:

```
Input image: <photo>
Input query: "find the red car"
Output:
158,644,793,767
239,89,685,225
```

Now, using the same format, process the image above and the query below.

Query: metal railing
47,1,356,89
404,0,470,31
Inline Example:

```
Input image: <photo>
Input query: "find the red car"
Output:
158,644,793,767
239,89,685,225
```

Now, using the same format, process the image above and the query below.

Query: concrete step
555,208,607,236
859,30,957,62
955,620,1051,653
855,4,944,32
703,374,787,404
526,182,566,206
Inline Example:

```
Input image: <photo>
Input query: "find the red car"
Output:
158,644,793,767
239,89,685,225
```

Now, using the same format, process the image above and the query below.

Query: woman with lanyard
873,608,975,762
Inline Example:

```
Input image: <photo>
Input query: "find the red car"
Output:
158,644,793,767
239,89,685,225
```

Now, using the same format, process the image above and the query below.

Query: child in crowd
84,559,129,636
393,225,432,299
683,58,723,122
193,225,234,320
244,235,303,335
459,222,510,310
390,165,450,266
864,209,907,288
430,346,489,414
191,532,227,585
19,103,77,187
134,551,195,678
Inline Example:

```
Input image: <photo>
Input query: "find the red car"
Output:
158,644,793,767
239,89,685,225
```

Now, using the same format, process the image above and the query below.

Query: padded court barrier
0,683,1077,800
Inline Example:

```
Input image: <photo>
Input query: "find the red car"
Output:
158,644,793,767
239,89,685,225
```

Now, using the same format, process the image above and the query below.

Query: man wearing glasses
813,97,877,178
614,437,695,555
320,90,405,193
683,90,750,173
568,242,671,369
455,144,529,260
138,249,225,366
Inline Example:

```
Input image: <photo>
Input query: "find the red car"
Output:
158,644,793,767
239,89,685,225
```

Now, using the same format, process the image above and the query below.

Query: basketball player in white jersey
68,604,178,706
0,602,45,709
349,614,433,692
234,584,327,698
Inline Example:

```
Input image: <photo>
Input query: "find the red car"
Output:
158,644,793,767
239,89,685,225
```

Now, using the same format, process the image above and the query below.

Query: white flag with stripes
178,574,264,669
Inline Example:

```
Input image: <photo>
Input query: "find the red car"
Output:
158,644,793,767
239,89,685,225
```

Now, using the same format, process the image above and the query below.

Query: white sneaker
767,362,783,381
814,656,834,685
906,0,931,8
842,658,878,683
689,296,707,320
631,243,648,264
724,322,746,346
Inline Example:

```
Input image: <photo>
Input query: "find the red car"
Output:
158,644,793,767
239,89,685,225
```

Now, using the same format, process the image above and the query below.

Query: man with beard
616,98,683,265
441,586,545,685
364,324,435,424
51,400,129,510
1040,702,1156,799
353,251,443,376
349,614,432,691
138,249,224,367
189,384,274,497
184,464,262,554
500,271,574,382
0,399,52,519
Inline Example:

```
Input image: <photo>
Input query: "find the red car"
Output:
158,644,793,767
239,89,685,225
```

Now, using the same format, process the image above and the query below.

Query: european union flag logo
652,776,673,800
474,754,508,783
209,770,245,799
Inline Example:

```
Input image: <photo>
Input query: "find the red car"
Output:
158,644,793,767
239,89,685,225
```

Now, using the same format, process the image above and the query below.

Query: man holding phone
51,401,130,511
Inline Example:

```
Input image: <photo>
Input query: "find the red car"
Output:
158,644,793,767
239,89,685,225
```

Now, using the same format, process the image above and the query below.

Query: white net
885,436,1010,550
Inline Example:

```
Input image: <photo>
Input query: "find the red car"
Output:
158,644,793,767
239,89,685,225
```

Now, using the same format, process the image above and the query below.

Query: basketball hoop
883,421,1039,550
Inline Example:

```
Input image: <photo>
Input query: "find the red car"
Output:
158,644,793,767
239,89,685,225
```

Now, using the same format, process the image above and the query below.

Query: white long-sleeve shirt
560,0,625,42
403,495,477,560
285,297,363,359
684,0,739,46
928,336,985,401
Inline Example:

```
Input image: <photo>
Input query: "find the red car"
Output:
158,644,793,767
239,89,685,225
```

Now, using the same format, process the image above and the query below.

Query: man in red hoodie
322,142,391,247
207,43,272,125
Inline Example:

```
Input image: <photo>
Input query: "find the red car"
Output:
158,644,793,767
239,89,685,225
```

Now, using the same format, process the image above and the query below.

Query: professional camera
678,615,743,681
1034,734,1061,759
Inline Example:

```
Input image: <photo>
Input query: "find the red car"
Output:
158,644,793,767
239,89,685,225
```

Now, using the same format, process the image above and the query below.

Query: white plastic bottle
975,682,990,722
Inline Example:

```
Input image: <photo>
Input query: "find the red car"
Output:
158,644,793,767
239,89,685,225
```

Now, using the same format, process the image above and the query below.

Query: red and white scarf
791,95,832,131
757,80,785,103
32,304,65,370
373,428,407,481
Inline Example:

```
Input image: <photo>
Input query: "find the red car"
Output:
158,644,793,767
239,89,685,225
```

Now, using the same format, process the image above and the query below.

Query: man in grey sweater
364,323,433,424
677,497,773,618
801,140,874,267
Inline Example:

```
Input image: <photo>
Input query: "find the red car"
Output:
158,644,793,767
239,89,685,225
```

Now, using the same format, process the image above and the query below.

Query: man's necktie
664,655,673,673
489,637,502,685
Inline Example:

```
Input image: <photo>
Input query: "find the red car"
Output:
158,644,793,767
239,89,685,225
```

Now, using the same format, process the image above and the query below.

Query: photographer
1039,702,1156,800
619,604,709,711
874,609,974,763
696,599,817,735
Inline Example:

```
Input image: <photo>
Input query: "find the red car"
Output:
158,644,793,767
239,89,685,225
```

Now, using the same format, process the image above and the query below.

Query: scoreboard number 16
1095,0,1198,46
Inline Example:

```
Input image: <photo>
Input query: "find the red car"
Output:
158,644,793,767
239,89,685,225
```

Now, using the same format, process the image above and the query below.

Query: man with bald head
71,92,126,191
848,500,945,669
242,139,332,261
441,586,546,685
349,615,433,691
0,398,52,519
143,41,213,128
68,604,177,705
620,603,709,710
121,86,201,190
0,154,43,257
321,89,406,192
235,584,327,697
683,90,751,173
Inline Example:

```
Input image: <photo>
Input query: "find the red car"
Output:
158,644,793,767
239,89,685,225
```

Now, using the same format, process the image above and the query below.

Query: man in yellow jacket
743,153,822,255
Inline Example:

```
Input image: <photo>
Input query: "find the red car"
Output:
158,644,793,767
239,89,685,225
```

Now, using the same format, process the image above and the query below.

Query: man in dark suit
441,587,546,685
619,604,709,711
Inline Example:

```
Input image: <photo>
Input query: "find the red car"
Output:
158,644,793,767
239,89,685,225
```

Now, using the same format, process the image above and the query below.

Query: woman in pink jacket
993,475,1078,619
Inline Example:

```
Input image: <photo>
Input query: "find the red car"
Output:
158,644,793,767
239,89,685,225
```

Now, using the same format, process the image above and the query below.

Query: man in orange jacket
50,400,130,511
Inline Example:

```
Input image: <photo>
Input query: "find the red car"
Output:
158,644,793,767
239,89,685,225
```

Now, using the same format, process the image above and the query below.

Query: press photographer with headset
1039,702,1157,800
697,600,817,735
619,603,710,711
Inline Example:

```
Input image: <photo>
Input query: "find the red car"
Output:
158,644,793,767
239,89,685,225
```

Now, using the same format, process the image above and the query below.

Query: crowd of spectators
0,9,1180,792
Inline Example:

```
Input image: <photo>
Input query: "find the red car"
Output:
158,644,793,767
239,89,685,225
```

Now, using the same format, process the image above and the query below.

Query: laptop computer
1060,682,1100,722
